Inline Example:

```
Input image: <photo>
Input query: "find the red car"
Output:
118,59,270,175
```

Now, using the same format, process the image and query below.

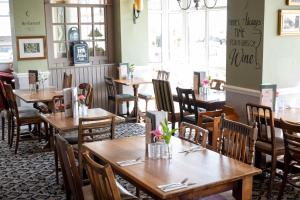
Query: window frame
0,0,13,63
45,2,111,68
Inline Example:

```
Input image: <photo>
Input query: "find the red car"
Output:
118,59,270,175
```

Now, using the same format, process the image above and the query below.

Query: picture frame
286,0,300,5
278,10,300,35
16,36,47,60
118,63,129,79
260,84,277,111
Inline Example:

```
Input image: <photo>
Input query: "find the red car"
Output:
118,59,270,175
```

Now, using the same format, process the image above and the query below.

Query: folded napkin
178,146,205,153
116,159,143,167
158,183,188,192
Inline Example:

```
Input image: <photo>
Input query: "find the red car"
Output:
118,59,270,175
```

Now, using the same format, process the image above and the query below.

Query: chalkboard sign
73,41,89,64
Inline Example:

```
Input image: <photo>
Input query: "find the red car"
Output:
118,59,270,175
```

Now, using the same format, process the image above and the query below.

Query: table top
14,88,63,103
83,136,261,199
40,108,115,132
114,78,152,86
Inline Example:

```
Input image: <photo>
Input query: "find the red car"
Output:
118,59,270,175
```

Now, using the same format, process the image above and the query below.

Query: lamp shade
134,0,143,12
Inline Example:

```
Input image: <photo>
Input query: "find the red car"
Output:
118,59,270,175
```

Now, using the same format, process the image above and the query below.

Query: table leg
128,84,139,122
233,176,253,200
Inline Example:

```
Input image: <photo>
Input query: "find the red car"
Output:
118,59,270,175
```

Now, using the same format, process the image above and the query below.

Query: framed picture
16,36,47,60
260,84,277,111
287,0,300,5
118,63,129,79
278,10,300,35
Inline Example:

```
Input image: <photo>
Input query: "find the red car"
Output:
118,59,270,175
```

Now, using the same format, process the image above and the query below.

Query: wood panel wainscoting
48,64,118,110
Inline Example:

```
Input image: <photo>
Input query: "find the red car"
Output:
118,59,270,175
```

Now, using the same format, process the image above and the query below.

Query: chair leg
277,157,291,200
114,101,118,115
145,99,149,112
37,123,41,142
126,101,130,116
268,154,277,197
54,139,59,184
2,116,4,140
7,115,11,145
15,126,20,154
10,119,15,148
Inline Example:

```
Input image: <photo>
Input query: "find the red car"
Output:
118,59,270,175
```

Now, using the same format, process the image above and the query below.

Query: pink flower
202,79,209,85
79,95,86,101
151,127,163,141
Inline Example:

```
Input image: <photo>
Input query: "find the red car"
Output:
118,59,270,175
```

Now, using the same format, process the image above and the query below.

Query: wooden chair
277,119,300,200
63,72,73,89
210,79,226,91
152,79,179,129
176,87,198,125
3,82,44,154
219,114,258,165
138,70,170,111
82,151,138,200
78,83,93,109
104,76,136,120
0,80,9,141
55,134,94,200
246,103,285,195
179,122,208,147
197,105,240,151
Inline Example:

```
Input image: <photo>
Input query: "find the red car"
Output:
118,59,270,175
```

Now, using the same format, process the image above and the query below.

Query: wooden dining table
14,88,63,103
83,136,261,200
173,89,226,111
114,78,152,121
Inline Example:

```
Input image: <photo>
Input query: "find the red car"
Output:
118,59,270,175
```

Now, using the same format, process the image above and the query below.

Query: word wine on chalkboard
73,41,89,65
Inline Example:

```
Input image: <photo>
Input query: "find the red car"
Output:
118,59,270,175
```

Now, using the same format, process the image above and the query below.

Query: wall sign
73,41,89,64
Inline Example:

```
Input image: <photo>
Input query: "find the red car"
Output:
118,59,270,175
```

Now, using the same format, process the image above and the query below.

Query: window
0,0,13,63
148,0,227,85
46,1,111,67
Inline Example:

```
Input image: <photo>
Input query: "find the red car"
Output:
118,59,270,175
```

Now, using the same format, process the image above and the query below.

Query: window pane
93,24,105,40
0,17,11,36
65,7,78,23
215,0,227,7
0,45,12,62
148,0,161,10
0,2,9,15
67,25,79,41
169,13,184,63
188,11,206,65
86,41,94,57
149,13,162,63
53,43,66,58
52,7,64,23
208,10,226,67
170,0,184,10
80,25,93,40
93,7,104,23
53,25,65,41
95,41,105,56
80,7,92,23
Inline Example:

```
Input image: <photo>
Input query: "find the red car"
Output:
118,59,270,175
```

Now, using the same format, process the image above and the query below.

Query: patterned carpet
0,122,299,200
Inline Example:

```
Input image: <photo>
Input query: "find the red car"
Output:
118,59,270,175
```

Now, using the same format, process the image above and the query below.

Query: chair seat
183,114,196,124
138,92,154,100
116,181,138,200
116,94,136,101
255,137,285,154
82,185,94,200
19,109,40,120
18,106,38,113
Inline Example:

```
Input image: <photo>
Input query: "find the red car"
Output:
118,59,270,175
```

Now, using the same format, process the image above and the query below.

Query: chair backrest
176,87,198,121
82,151,121,200
3,82,19,121
63,72,72,89
210,79,226,91
219,114,258,165
78,83,93,108
280,119,300,163
104,76,117,99
0,80,9,110
78,116,116,179
246,103,275,146
152,79,175,114
157,70,170,81
55,134,84,200
179,122,208,148
52,95,64,113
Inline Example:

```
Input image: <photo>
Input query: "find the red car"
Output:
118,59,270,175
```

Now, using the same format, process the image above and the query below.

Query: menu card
63,87,78,117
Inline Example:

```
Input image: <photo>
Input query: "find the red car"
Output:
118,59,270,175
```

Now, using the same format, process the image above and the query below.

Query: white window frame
0,0,13,63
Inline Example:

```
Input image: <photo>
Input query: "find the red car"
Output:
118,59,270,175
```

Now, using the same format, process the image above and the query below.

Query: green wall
114,0,149,65
263,0,300,88
10,0,48,73
226,0,264,90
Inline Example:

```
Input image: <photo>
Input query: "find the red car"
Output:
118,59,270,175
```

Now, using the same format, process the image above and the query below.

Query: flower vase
162,142,172,159
79,104,88,116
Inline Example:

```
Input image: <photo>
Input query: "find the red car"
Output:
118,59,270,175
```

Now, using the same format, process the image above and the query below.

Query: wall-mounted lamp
133,0,143,24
